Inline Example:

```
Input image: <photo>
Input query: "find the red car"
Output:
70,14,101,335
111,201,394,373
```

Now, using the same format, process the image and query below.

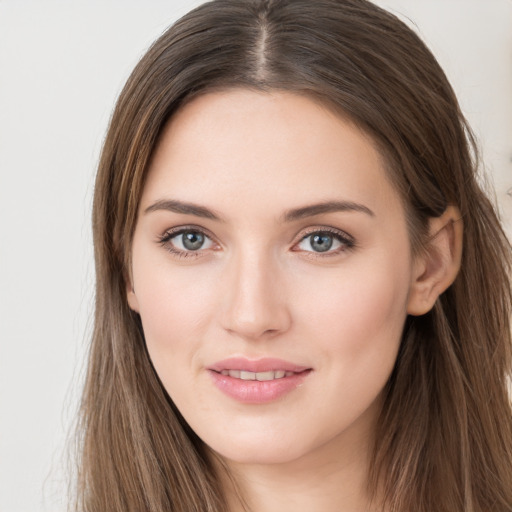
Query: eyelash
157,225,356,260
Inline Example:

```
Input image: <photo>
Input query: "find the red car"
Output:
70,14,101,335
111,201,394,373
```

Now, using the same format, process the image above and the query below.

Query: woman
77,0,512,511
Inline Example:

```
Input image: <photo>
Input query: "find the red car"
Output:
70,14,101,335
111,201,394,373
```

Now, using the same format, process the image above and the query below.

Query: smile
208,358,312,403
217,370,295,380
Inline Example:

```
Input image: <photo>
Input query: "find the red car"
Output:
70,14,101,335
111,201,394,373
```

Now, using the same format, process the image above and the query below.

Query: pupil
182,231,204,250
311,234,333,252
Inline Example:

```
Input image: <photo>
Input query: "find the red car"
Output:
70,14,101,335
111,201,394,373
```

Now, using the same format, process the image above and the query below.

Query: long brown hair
77,1,512,511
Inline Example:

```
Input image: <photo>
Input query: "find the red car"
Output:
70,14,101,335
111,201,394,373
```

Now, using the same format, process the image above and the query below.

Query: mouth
215,369,296,381
208,357,312,404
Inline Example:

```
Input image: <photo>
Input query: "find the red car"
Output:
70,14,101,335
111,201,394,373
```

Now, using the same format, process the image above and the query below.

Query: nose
220,249,292,341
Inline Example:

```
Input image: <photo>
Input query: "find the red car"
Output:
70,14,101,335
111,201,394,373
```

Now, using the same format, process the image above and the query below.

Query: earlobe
126,280,140,313
406,205,463,316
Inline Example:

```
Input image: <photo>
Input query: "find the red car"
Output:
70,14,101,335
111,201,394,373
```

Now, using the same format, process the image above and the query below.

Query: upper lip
208,357,311,373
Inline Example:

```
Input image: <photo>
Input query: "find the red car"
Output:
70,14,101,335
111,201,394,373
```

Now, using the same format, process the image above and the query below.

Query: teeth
222,370,292,380
256,371,275,381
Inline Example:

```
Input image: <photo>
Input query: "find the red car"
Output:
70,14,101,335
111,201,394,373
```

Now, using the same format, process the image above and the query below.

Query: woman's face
128,90,419,465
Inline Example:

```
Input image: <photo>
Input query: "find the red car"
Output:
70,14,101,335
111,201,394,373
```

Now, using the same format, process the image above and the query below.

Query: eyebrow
282,201,375,222
144,199,223,221
144,198,374,222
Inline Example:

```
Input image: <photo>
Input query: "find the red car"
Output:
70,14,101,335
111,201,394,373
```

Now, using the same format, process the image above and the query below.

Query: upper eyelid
294,225,354,243
159,224,216,242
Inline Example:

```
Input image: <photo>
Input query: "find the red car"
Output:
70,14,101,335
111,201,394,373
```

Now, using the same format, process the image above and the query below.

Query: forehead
141,89,403,221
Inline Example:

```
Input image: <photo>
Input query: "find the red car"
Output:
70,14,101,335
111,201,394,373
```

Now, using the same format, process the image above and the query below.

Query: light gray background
1,1,511,511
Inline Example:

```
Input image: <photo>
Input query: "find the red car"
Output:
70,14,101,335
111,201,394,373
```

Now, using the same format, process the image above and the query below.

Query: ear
126,274,140,313
407,205,463,316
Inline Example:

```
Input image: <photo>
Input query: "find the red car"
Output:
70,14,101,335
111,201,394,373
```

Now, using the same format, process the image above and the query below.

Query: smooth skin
127,90,462,512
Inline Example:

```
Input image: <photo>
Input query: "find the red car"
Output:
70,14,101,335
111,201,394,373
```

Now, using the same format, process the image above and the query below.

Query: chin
214,444,304,466
200,427,319,467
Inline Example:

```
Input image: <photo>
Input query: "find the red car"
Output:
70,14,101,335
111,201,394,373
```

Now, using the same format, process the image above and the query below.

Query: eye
159,227,216,256
295,229,354,254
173,230,213,251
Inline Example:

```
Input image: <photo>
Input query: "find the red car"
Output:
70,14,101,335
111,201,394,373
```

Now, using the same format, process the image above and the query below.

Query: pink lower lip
209,370,311,404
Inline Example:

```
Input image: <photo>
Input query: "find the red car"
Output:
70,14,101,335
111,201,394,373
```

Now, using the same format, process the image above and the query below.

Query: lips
208,357,310,374
208,357,312,403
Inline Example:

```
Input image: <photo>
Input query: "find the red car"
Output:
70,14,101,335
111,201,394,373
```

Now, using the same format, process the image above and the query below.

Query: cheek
294,252,411,374
277,256,412,449
130,247,219,381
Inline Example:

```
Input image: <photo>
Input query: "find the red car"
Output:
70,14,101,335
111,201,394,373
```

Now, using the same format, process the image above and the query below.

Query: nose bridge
221,244,290,339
